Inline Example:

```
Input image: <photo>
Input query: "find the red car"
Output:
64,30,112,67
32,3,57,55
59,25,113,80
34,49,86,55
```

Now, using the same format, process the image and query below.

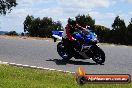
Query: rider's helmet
68,18,76,27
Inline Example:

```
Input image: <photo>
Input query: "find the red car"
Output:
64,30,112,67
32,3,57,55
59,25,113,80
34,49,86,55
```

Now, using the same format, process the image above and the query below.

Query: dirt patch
0,35,53,41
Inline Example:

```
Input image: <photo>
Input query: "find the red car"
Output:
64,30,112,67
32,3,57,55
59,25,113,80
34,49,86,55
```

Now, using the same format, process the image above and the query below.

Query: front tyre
57,42,72,61
92,46,105,64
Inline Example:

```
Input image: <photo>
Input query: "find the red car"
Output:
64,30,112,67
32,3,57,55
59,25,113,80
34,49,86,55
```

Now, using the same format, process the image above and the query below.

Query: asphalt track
0,38,132,75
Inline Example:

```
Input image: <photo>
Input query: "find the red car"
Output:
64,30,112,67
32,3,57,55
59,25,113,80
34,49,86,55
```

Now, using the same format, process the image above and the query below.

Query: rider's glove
71,37,76,41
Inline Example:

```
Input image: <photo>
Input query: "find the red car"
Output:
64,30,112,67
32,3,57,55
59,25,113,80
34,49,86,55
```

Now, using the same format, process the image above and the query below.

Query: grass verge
0,64,131,88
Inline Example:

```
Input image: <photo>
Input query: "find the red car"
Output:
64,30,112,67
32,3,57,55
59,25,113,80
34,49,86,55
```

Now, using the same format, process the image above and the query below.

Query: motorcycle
52,28,105,64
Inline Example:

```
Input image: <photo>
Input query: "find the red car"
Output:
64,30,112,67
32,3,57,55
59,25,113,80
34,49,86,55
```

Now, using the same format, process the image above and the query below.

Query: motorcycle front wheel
91,46,105,64
57,42,72,61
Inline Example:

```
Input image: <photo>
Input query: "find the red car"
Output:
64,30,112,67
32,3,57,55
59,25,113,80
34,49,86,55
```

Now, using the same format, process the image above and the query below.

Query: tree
111,16,127,44
29,17,40,37
23,15,63,37
94,25,110,43
38,17,53,37
52,21,63,30
75,14,95,29
112,16,126,31
126,18,132,44
0,0,17,15
23,15,34,33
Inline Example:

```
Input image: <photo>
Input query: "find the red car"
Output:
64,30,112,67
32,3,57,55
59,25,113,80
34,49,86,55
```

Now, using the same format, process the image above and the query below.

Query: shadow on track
46,59,98,65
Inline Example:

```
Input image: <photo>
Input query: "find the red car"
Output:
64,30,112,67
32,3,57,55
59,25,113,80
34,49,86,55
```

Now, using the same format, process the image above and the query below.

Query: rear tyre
57,42,72,61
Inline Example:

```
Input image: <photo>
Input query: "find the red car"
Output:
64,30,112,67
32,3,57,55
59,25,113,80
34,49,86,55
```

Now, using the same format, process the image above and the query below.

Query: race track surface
0,38,132,75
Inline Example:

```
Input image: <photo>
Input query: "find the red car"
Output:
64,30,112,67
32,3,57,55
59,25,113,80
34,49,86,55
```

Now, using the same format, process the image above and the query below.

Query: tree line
95,16,132,45
23,15,63,37
23,14,132,45
23,14,95,38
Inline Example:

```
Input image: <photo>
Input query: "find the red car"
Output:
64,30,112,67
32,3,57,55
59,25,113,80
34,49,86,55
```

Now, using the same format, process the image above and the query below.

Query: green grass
0,64,131,88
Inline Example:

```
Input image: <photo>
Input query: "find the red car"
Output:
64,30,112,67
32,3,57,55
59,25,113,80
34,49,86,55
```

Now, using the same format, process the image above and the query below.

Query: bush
21,32,25,36
6,31,18,36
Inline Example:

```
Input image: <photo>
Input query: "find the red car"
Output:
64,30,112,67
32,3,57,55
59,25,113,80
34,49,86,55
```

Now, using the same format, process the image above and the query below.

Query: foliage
75,14,95,29
21,32,24,36
111,16,127,44
6,31,18,36
95,16,132,45
23,14,132,45
24,15,63,37
94,25,110,43
126,18,132,45
75,15,132,45
0,0,17,15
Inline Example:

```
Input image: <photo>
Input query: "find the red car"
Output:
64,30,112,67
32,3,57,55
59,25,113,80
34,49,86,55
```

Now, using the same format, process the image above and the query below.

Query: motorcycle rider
62,18,86,51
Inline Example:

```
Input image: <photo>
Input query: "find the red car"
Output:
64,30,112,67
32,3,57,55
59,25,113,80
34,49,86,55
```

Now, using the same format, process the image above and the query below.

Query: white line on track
0,60,75,74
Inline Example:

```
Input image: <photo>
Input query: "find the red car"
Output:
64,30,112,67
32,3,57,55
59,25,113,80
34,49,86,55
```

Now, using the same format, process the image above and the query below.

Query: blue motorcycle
52,29,105,64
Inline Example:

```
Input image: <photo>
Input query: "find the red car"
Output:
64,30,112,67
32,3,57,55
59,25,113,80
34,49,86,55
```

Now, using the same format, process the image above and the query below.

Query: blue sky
0,0,132,33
